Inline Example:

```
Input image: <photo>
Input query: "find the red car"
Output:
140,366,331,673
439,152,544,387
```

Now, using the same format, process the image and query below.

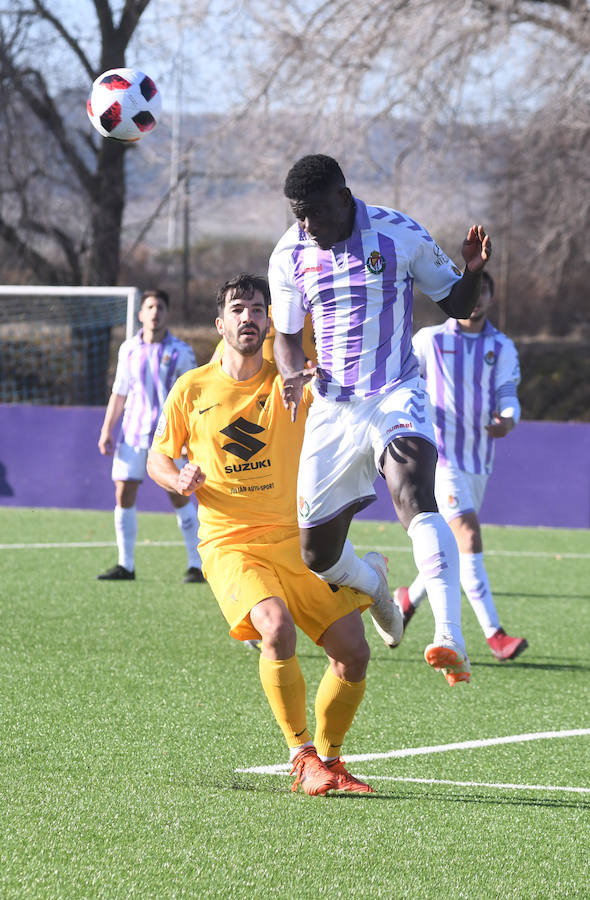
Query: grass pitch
0,507,588,898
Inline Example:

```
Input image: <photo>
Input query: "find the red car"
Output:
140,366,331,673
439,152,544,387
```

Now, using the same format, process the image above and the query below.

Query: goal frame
0,285,142,340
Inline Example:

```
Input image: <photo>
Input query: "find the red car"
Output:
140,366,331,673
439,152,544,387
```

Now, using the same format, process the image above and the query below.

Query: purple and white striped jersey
112,330,197,448
268,197,462,401
413,319,521,475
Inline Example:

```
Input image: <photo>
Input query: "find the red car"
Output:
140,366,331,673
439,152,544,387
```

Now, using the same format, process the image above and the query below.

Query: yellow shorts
201,534,370,644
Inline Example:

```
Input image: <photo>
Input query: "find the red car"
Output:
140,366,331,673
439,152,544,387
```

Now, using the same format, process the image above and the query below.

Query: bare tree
0,0,152,285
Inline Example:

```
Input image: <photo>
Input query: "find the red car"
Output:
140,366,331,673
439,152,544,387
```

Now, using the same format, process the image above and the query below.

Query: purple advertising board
1,405,589,528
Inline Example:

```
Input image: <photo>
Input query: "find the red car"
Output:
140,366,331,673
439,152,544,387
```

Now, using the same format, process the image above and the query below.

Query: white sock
460,552,500,638
313,539,379,596
407,511,463,648
115,505,137,572
408,574,427,607
176,502,202,569
289,740,313,762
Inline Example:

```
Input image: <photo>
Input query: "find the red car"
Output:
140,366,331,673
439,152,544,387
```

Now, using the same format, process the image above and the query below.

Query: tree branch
31,0,95,81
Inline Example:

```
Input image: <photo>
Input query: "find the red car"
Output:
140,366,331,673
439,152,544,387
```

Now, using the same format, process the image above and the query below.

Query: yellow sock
314,668,366,759
258,655,311,748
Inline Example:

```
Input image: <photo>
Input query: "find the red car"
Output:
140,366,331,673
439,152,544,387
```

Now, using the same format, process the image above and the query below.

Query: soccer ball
86,67,162,142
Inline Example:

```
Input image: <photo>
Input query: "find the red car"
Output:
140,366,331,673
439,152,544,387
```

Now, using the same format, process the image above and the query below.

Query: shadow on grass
230,779,590,810
471,659,590,672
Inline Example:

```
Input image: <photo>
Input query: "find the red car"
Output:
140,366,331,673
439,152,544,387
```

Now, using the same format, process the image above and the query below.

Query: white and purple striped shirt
268,197,462,401
113,330,197,448
413,319,521,475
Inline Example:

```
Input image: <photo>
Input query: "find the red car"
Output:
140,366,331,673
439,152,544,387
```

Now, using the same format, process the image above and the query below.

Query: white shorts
112,440,184,483
297,378,436,527
434,465,488,521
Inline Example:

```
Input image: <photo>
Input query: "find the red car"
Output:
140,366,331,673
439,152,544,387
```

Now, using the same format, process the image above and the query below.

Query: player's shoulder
413,323,447,344
270,222,305,260
363,200,431,242
166,331,195,352
119,332,140,353
485,321,518,349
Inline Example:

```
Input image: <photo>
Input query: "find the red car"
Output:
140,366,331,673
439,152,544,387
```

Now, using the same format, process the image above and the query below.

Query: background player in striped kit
269,154,493,685
97,289,203,583
394,271,528,661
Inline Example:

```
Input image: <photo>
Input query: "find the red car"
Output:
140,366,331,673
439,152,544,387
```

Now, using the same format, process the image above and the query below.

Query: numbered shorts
201,533,370,644
434,465,489,521
112,440,183,482
297,378,437,527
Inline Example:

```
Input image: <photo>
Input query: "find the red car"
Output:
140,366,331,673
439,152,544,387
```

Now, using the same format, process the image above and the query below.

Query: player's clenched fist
177,463,206,495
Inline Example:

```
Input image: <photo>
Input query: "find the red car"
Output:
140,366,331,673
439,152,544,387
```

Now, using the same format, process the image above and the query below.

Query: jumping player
269,154,492,685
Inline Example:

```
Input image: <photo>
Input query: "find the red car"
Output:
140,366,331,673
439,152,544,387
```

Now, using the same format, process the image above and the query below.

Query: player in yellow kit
148,274,393,795
210,304,317,367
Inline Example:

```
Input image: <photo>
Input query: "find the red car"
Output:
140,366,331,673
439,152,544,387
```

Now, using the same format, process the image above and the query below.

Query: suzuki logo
220,417,266,461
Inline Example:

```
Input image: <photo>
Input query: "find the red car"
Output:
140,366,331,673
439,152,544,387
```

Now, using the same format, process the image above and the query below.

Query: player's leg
115,479,140,569
297,399,402,648
167,491,204,583
97,477,140,579
250,595,337,796
313,609,373,793
382,436,469,684
98,440,144,580
450,510,528,662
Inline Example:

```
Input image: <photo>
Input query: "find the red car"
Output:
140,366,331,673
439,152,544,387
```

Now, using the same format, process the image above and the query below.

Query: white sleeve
411,235,463,303
111,340,130,395
268,244,307,334
177,342,197,376
495,339,521,423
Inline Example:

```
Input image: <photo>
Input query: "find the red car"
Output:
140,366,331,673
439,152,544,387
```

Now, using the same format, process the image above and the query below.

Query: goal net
0,286,141,406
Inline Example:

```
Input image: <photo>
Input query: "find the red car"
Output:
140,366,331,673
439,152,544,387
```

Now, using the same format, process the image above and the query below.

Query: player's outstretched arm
438,225,492,320
147,450,206,496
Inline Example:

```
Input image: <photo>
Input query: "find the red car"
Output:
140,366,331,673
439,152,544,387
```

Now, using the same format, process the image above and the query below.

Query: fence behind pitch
0,286,141,406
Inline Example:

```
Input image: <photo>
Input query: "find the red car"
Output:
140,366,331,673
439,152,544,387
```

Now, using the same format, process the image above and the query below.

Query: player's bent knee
250,597,297,656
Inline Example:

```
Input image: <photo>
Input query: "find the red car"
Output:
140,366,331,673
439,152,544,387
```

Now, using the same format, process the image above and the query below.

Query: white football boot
363,552,404,648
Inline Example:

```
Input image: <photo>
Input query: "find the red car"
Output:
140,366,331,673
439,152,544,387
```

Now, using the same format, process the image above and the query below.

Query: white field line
1,540,589,560
235,728,590,793
355,777,590,794
0,540,184,549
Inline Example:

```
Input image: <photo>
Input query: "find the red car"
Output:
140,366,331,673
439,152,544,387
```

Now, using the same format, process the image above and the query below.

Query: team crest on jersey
452,265,462,276
366,250,386,275
298,495,311,519
484,350,497,366
257,394,268,409
447,493,459,510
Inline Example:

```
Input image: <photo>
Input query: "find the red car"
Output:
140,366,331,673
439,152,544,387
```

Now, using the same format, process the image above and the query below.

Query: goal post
0,286,142,406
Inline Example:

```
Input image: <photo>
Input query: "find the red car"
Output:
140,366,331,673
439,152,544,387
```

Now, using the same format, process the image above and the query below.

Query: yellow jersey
152,359,312,549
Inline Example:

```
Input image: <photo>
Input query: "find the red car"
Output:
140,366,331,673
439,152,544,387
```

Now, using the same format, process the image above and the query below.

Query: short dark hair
481,271,494,296
142,289,169,308
216,274,270,315
284,154,346,200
